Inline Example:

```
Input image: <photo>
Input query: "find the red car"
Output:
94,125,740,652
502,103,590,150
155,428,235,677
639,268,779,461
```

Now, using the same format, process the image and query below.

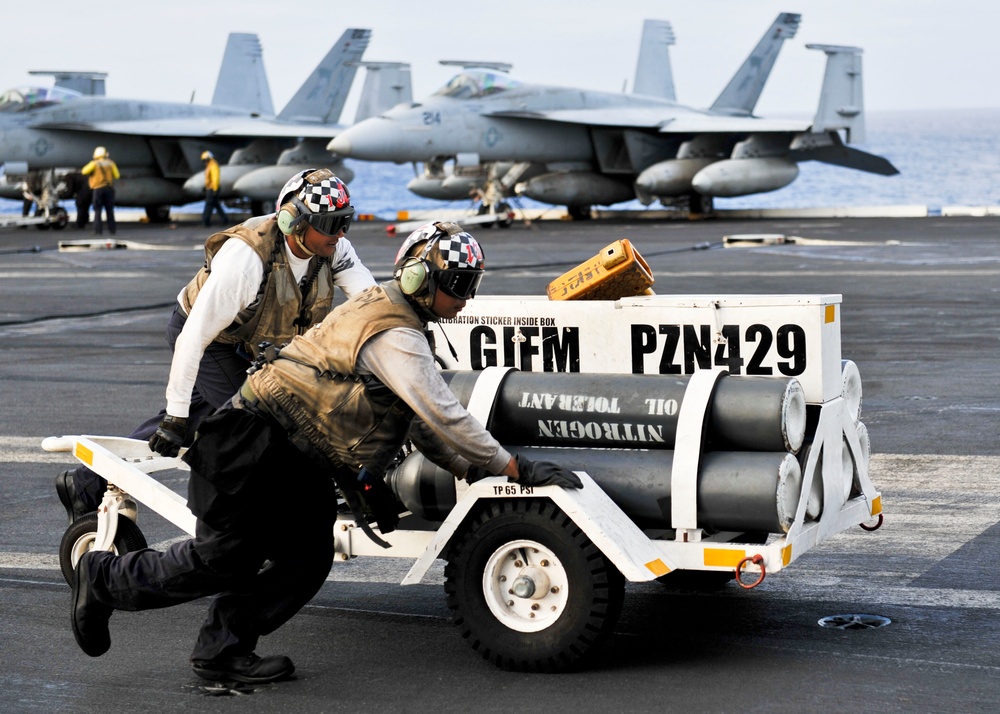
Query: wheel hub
482,539,569,633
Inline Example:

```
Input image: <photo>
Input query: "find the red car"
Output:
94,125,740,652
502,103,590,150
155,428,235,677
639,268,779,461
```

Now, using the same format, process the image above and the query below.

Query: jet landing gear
475,200,514,228
144,205,171,223
687,192,715,216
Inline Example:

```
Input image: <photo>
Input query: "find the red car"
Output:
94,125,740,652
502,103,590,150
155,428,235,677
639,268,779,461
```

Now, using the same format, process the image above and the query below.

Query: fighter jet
328,14,898,217
0,28,373,221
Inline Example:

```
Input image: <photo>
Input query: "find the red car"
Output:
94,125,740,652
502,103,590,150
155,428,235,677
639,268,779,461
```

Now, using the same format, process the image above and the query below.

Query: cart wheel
444,499,624,672
59,513,148,586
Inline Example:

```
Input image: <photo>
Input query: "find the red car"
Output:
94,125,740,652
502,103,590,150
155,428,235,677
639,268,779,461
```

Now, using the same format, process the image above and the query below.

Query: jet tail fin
28,70,107,96
277,28,372,124
353,62,413,123
709,12,801,116
807,44,866,144
211,33,274,115
632,20,676,101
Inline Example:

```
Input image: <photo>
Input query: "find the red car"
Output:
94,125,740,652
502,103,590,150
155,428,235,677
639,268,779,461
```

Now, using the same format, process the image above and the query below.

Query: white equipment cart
46,274,881,672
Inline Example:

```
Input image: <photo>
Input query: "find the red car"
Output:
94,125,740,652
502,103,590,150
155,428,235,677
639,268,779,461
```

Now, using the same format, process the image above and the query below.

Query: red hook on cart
860,513,884,531
735,554,766,589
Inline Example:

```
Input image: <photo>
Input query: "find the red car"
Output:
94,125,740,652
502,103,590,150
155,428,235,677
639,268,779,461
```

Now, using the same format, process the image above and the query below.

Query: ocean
3,108,998,219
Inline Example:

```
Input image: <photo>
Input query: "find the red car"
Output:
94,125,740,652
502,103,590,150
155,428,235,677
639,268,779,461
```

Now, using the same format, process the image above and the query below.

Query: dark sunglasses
305,207,355,236
435,268,484,300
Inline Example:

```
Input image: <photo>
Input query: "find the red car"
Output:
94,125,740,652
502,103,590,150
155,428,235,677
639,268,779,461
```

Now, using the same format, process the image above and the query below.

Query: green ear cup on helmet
395,257,429,296
276,205,297,235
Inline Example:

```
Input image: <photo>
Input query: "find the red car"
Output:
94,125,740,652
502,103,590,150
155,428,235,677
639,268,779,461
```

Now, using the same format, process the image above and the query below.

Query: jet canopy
0,85,81,113
433,71,520,100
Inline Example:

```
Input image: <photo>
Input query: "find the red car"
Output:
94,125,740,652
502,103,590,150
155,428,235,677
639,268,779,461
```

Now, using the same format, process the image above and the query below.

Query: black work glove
513,454,583,489
148,415,188,457
357,468,401,534
465,465,489,484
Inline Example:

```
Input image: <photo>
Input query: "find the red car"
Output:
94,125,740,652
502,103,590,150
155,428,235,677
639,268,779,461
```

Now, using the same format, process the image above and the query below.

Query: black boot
55,470,90,524
71,551,114,657
191,653,295,683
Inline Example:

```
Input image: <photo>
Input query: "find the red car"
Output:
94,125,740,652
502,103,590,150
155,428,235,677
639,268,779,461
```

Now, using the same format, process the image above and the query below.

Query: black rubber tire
687,192,715,215
444,499,624,672
51,208,69,230
496,202,513,228
145,205,171,223
59,513,148,586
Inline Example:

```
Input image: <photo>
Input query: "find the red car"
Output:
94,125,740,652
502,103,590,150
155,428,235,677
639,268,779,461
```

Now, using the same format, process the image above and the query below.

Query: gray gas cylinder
388,447,803,534
442,370,806,453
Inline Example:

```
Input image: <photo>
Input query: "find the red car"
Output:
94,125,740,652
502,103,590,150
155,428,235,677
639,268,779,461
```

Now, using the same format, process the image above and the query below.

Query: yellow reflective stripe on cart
704,549,745,568
645,559,670,577
73,442,94,466
825,305,836,323
871,495,883,515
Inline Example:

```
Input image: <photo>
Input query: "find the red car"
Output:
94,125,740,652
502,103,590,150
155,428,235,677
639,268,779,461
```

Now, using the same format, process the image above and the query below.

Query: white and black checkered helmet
275,168,354,236
276,168,352,215
395,221,484,270
394,222,485,311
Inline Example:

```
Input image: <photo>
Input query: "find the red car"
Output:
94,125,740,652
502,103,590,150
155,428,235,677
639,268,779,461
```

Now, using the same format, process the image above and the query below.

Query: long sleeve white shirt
165,235,375,417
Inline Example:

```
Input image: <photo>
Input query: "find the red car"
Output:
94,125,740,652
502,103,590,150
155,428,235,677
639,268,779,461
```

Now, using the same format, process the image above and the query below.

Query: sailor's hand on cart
512,454,583,489
148,415,188,457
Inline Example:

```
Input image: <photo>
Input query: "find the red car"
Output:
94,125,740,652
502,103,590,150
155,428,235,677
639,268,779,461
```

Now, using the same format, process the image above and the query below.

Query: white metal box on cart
47,291,881,673
431,294,843,403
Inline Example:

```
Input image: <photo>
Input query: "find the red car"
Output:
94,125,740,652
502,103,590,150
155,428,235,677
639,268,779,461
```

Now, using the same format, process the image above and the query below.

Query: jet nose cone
327,119,408,161
327,135,351,155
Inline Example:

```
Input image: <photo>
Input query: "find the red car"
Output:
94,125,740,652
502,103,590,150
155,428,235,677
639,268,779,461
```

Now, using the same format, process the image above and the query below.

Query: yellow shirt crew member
81,146,120,235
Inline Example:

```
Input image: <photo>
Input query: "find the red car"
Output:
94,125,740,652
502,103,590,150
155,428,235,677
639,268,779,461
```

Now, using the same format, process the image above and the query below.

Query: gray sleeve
356,327,511,476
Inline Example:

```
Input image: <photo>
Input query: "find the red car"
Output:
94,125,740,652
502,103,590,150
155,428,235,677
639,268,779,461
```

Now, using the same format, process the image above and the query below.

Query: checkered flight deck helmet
393,221,485,315
275,168,355,238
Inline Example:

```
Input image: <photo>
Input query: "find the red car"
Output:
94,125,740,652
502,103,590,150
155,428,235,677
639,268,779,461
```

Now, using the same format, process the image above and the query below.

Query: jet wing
657,115,811,133
33,118,344,139
485,108,811,133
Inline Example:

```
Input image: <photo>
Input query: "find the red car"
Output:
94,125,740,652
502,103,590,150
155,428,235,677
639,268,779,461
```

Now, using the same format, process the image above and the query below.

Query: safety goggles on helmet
303,206,355,236
434,267,483,299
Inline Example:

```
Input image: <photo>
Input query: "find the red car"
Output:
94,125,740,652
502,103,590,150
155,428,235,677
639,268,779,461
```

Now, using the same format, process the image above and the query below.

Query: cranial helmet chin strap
291,229,316,257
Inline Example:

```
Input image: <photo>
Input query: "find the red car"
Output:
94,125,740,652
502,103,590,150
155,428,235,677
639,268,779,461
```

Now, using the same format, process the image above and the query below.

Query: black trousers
84,408,337,661
72,305,251,510
92,186,116,235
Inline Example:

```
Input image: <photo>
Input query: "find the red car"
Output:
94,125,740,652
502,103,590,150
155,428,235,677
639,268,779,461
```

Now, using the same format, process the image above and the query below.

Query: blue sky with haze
2,1,996,118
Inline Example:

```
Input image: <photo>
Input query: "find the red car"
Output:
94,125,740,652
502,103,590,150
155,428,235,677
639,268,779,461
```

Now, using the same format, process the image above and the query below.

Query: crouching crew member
55,169,375,522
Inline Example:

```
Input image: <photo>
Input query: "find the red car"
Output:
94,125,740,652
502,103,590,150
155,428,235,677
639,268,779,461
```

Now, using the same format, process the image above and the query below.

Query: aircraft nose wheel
59,513,148,586
444,499,624,672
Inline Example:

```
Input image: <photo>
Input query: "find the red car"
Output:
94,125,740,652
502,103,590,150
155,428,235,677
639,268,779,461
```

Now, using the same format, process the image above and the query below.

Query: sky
1,0,998,120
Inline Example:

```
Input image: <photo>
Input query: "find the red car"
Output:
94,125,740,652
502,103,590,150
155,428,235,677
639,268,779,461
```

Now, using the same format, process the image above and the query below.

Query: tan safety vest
179,215,335,358
248,282,425,475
